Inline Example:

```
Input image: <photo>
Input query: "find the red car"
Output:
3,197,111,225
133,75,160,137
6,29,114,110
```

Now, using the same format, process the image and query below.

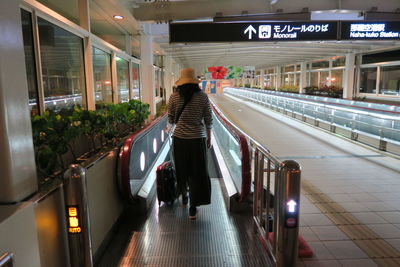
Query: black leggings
173,137,211,206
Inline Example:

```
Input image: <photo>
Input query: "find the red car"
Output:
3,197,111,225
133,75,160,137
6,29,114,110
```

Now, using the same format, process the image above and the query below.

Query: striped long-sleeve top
167,91,212,139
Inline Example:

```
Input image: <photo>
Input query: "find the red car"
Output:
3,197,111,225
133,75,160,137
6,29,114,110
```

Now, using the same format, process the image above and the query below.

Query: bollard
64,165,93,267
276,160,301,267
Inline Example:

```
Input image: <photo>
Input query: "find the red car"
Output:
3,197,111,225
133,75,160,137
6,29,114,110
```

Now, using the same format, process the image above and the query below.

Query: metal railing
225,87,400,152
211,101,301,266
0,253,13,267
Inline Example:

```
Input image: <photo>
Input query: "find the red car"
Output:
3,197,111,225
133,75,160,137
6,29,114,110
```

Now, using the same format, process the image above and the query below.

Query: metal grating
97,179,272,267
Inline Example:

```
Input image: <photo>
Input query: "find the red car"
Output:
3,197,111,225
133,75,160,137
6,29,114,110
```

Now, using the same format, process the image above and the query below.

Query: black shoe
182,193,188,206
189,206,197,220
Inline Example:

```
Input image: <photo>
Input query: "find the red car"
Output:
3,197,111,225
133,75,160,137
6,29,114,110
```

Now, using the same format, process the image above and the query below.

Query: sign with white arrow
244,25,256,39
287,200,297,213
169,21,338,42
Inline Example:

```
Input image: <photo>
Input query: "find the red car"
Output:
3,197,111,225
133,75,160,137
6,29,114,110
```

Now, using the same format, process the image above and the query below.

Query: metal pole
64,164,93,267
276,160,301,267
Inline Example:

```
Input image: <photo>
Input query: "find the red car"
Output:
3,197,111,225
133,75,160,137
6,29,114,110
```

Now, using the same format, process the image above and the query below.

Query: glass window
295,73,300,86
296,64,301,71
320,71,329,87
310,72,318,87
36,0,79,25
284,65,295,72
359,67,377,94
38,17,85,111
116,57,129,103
21,9,39,115
332,57,345,67
331,69,343,88
380,66,400,96
281,74,289,86
271,75,276,89
155,69,160,97
92,47,112,105
267,69,274,74
131,62,140,100
362,50,400,64
312,60,329,69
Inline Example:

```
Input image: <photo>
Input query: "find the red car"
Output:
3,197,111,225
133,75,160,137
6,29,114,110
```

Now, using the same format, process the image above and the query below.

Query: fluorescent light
113,15,124,20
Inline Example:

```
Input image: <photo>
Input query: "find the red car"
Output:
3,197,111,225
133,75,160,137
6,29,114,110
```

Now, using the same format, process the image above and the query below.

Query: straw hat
175,68,200,86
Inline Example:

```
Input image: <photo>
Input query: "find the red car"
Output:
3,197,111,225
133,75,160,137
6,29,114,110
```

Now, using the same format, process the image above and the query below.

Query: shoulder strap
175,95,192,123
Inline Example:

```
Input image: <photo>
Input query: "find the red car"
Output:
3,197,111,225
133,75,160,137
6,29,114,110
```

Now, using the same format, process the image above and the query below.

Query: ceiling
35,0,400,73
124,0,400,73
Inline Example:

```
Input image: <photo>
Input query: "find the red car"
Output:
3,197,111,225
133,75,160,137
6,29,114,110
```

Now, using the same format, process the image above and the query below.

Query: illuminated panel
153,138,157,153
67,206,82,234
341,21,400,40
170,21,338,42
140,152,145,171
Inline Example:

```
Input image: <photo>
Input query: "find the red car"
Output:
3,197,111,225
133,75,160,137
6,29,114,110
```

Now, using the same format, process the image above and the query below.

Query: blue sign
210,81,216,94
201,80,207,91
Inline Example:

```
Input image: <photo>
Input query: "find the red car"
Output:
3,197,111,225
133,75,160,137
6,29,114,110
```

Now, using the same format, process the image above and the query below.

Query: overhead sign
170,22,338,42
341,21,400,40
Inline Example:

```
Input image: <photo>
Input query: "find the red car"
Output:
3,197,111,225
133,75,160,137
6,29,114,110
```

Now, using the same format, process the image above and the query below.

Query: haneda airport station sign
169,21,400,43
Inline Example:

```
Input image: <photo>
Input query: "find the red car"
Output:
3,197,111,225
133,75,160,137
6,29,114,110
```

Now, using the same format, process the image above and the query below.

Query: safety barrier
0,253,13,267
225,87,400,155
211,101,301,266
118,115,168,202
212,105,251,202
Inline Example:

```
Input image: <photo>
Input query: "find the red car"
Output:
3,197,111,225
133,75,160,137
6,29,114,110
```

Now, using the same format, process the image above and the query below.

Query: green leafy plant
278,85,299,93
31,100,150,179
303,85,342,98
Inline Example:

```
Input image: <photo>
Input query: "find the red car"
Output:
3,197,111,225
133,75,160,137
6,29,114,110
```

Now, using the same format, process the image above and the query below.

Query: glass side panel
212,112,242,194
92,47,112,105
21,9,39,115
116,57,129,103
380,65,400,96
132,62,141,100
359,67,377,94
38,17,85,111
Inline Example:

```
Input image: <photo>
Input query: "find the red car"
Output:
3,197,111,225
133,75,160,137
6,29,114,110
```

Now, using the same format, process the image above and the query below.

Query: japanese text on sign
247,23,331,40
349,23,399,38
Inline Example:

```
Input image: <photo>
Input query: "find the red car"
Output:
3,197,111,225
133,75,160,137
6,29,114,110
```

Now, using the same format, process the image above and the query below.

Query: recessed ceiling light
113,15,124,20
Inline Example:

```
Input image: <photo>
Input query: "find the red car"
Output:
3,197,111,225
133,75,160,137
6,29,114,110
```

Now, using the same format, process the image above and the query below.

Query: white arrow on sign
244,25,256,40
287,200,297,213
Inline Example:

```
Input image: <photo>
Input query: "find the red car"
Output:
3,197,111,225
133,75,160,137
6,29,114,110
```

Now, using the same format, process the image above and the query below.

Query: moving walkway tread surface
97,179,271,267
210,94,400,266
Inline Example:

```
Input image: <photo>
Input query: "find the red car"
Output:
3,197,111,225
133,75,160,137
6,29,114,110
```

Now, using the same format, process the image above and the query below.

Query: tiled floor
211,94,400,266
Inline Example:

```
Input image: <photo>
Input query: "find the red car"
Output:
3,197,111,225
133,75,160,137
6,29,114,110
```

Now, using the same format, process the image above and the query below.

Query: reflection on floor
97,179,271,267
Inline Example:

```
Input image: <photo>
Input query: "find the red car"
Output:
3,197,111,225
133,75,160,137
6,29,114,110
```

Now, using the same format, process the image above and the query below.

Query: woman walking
167,68,213,220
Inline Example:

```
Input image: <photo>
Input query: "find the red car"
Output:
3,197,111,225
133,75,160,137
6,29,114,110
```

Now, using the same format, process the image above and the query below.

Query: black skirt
172,136,211,206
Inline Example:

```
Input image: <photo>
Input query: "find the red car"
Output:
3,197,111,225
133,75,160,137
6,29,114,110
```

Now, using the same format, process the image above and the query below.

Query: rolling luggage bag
156,160,177,206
